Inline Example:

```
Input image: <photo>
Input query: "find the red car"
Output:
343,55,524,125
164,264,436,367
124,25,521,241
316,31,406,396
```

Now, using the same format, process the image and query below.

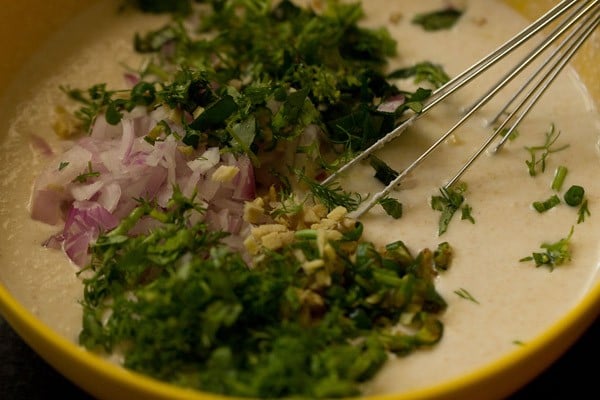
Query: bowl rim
1,0,599,399
2,267,599,399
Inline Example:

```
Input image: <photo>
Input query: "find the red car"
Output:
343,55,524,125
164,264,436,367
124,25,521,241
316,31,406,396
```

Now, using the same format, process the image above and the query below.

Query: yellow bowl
0,1,598,399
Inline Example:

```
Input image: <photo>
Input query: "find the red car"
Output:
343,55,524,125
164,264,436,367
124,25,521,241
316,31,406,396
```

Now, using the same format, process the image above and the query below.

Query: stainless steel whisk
323,0,599,218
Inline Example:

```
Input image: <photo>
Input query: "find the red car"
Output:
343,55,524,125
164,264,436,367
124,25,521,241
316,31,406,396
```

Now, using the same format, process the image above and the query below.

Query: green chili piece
433,242,452,271
551,165,568,191
564,185,585,206
532,194,560,213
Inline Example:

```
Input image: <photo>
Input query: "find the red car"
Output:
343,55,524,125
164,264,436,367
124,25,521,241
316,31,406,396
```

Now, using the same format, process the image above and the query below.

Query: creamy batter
0,0,598,396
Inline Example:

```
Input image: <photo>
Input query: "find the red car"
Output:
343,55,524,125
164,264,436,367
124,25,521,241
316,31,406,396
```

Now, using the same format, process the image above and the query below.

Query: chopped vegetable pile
25,1,460,397
25,0,593,397
79,188,449,398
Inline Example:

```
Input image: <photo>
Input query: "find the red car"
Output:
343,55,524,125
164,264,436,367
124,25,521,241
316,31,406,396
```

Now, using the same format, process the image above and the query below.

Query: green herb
454,288,479,304
61,84,116,132
54,3,461,396
412,8,463,31
369,155,398,186
189,95,239,131
79,189,449,398
378,196,402,219
564,185,584,206
551,165,568,191
431,182,472,236
519,226,574,270
72,161,100,183
577,199,590,224
58,161,69,171
297,169,362,212
524,124,569,176
512,340,525,346
62,81,158,132
460,203,475,224
388,61,450,89
532,194,561,213
64,0,444,181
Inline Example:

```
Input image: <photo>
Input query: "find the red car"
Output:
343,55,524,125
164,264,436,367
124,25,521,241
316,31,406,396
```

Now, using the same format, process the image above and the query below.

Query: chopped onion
32,112,256,266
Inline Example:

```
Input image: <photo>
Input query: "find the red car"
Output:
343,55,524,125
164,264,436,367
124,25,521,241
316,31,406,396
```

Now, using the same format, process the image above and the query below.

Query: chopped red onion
32,111,257,266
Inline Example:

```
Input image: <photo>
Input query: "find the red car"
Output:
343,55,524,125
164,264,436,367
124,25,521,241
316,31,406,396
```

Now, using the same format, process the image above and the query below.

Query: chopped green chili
532,194,561,213
551,165,568,191
564,185,585,206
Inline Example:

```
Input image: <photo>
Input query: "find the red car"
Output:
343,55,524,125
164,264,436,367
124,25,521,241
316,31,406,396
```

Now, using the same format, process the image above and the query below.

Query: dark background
1,315,598,399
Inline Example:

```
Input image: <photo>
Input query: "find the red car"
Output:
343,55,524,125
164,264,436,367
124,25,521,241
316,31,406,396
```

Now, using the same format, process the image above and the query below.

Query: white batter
0,0,598,395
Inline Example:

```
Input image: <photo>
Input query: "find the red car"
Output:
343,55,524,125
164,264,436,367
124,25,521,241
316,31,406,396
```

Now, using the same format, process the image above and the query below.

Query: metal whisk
323,0,599,218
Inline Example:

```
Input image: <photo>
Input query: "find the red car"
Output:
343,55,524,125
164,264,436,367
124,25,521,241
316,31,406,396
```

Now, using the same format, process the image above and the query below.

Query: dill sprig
454,288,479,304
296,169,362,212
524,124,569,176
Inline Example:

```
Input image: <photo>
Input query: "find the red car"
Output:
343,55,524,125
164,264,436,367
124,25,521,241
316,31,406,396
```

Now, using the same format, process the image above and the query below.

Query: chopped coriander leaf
431,183,472,236
412,8,463,31
577,199,590,224
524,124,569,176
551,165,568,191
378,196,402,219
461,204,475,224
62,81,160,131
65,0,434,177
189,95,239,131
60,84,115,132
369,155,398,186
58,161,69,171
519,226,574,270
564,185,585,206
532,194,561,213
388,61,450,89
454,288,479,304
105,102,123,125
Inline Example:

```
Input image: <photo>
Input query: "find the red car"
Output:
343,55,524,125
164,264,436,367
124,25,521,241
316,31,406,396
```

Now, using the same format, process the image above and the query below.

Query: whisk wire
324,0,598,219
321,0,582,188
446,4,600,188
493,10,600,150
461,0,594,117
487,2,599,127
